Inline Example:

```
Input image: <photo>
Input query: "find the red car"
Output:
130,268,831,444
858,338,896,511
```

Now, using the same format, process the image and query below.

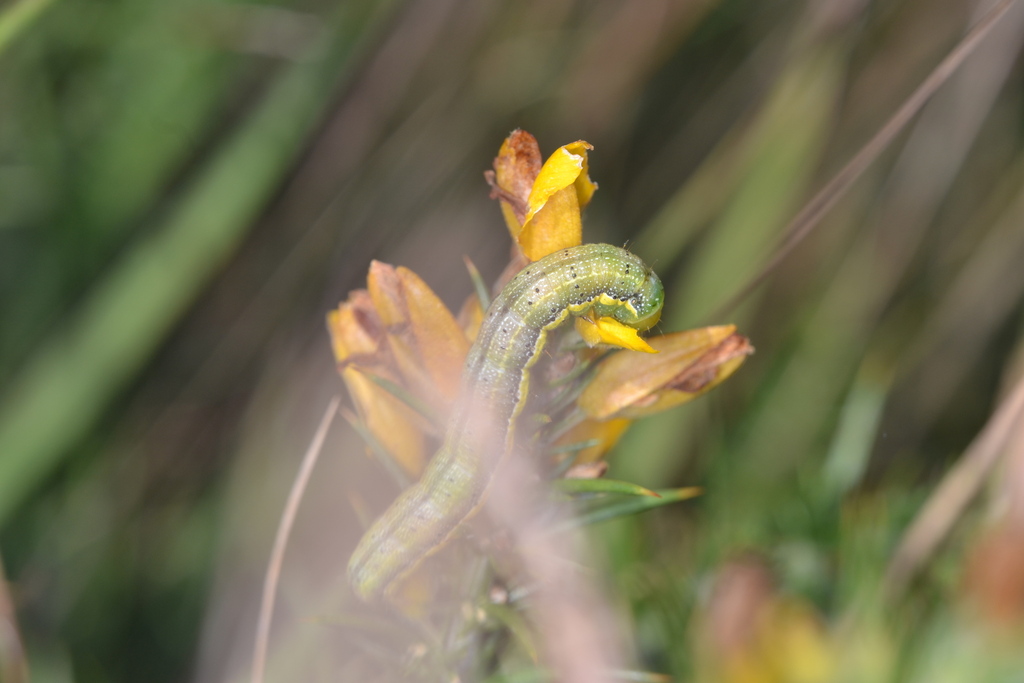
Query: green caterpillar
348,243,664,601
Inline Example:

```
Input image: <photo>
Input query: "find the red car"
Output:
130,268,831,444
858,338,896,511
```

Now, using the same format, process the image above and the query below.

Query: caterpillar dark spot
347,244,664,601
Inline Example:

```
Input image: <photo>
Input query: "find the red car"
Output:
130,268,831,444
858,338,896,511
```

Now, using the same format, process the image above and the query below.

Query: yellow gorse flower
329,129,752,477
486,130,658,354
327,263,471,476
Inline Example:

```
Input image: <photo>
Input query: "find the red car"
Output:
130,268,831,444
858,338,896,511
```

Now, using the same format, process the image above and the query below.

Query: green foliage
3,0,1024,681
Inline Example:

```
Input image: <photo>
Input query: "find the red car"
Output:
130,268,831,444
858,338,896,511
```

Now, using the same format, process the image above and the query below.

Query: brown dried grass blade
710,0,1017,321
250,396,341,683
885,373,1024,594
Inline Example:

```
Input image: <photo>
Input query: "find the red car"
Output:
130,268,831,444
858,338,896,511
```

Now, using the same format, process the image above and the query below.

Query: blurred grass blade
464,255,492,310
340,409,412,491
667,45,841,328
618,43,844,486
483,670,547,683
366,374,441,425
548,438,602,455
553,478,662,498
885,371,1024,594
611,671,673,683
483,667,671,683
563,486,701,529
822,368,891,500
0,2,395,526
251,396,339,683
0,0,54,57
481,603,540,664
633,117,749,267
711,0,1017,320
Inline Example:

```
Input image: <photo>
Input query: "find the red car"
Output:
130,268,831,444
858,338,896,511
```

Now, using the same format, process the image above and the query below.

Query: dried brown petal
579,326,753,420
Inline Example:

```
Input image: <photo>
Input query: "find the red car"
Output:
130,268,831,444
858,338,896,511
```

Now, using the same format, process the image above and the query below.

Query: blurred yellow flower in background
696,556,835,683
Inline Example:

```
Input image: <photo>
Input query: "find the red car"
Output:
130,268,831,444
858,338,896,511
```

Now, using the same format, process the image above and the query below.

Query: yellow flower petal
579,326,753,420
457,293,485,343
328,290,429,475
485,134,597,261
367,260,407,328
575,315,657,353
564,140,597,211
556,417,632,464
523,142,595,224
342,367,427,477
386,333,437,407
364,260,471,408
519,186,582,262
398,266,471,404
326,289,381,363
518,142,594,261
620,353,748,418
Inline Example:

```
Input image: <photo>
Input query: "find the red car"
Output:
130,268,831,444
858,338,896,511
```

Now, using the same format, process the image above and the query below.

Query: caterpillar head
610,266,663,331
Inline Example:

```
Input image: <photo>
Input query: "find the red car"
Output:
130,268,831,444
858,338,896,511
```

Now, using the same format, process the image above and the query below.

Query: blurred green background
3,0,1024,681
